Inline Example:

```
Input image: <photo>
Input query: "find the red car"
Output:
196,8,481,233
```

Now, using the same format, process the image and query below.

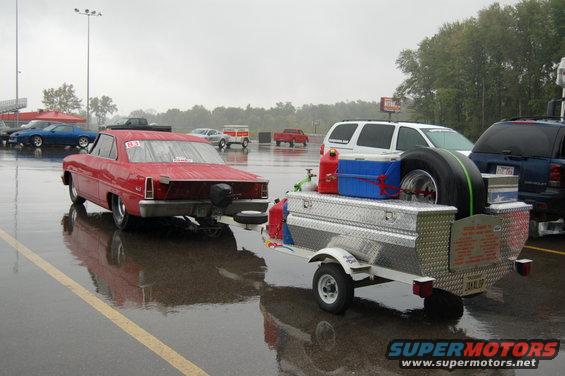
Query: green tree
90,96,118,125
42,83,82,113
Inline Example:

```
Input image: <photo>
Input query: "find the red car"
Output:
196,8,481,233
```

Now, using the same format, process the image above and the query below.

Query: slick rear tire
400,148,486,219
424,289,464,319
111,194,139,231
68,175,86,205
313,263,354,314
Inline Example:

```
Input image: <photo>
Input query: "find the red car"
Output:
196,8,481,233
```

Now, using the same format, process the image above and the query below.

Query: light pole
74,8,102,130
15,0,19,127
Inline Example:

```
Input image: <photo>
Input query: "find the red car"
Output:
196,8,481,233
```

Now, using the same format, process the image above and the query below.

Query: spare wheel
399,148,485,219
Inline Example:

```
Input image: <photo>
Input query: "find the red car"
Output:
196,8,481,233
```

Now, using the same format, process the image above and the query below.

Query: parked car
470,118,565,235
223,125,250,148
9,123,97,148
102,117,172,132
321,120,474,156
190,128,230,149
274,128,309,147
0,120,10,143
61,130,269,230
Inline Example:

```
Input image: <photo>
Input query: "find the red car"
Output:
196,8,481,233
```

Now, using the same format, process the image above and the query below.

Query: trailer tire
424,289,464,319
313,263,354,314
400,148,486,219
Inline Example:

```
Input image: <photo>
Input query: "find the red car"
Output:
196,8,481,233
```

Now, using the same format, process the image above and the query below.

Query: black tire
233,211,268,225
31,135,43,148
65,204,87,234
68,174,86,205
289,140,294,147
400,148,486,219
242,138,249,149
218,139,226,149
111,194,139,231
424,288,464,319
313,263,354,314
276,141,281,146
78,136,90,148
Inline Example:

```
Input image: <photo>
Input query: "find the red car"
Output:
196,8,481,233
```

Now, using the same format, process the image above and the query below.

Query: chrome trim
138,199,269,218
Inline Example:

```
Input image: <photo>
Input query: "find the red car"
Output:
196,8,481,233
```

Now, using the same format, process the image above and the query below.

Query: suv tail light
260,182,268,199
549,164,563,187
144,177,154,199
320,143,325,155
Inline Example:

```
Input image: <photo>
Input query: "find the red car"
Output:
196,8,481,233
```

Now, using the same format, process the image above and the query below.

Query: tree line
395,0,564,139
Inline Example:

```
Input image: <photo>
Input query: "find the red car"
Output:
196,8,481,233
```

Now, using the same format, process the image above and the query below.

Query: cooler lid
339,153,401,162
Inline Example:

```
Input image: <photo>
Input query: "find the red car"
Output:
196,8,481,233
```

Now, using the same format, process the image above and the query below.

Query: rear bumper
520,189,565,219
138,199,269,218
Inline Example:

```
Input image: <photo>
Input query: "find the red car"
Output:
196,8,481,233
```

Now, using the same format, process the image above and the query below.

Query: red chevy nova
62,130,269,230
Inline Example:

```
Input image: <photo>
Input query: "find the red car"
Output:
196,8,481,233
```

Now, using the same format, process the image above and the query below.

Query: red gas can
318,148,339,194
268,198,287,239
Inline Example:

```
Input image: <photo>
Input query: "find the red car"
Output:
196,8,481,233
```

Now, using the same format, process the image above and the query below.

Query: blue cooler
338,154,401,199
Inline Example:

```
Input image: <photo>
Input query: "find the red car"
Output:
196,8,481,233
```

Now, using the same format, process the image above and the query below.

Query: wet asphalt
0,143,563,375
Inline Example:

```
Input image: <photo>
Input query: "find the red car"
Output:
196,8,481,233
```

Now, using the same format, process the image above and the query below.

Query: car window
356,123,394,149
397,127,428,151
422,128,474,151
473,123,560,158
90,134,116,159
327,123,358,144
53,125,73,132
129,119,139,126
126,140,225,164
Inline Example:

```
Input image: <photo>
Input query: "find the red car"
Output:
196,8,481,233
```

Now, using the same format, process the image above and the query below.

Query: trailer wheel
424,289,464,319
313,263,354,314
400,148,486,219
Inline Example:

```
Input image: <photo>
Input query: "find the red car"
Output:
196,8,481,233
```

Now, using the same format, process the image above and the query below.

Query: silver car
190,128,230,149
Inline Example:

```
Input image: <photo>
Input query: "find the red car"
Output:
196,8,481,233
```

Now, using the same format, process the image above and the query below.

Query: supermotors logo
387,339,560,370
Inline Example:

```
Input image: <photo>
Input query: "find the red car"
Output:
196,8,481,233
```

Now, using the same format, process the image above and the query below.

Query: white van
321,120,474,156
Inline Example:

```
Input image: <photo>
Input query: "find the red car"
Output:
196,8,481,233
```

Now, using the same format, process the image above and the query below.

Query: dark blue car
470,118,565,232
9,123,98,148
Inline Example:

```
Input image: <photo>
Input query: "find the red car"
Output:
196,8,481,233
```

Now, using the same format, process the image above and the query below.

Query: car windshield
422,128,474,151
43,125,58,131
114,118,129,125
191,129,208,135
126,140,225,164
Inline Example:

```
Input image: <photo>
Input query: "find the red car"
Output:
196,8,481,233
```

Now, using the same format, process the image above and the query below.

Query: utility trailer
220,190,533,318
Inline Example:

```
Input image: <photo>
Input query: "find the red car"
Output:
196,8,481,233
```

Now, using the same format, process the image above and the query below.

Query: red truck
273,128,309,147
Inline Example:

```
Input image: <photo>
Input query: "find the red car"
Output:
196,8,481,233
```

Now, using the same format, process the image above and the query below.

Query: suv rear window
356,123,394,149
473,122,560,158
328,123,357,144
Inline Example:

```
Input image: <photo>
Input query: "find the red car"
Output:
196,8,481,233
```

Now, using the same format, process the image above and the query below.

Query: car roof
496,118,565,127
335,120,448,130
102,130,207,143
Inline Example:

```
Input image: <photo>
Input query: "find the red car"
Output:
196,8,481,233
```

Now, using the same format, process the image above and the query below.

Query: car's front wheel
68,174,86,205
78,136,90,148
242,138,249,149
32,136,43,148
218,139,226,149
111,194,139,231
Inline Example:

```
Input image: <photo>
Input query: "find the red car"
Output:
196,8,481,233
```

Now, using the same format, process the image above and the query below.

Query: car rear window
328,123,358,144
356,123,394,149
126,140,225,164
473,122,560,158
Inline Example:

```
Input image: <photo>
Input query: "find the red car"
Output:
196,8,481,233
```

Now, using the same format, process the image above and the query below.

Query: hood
133,163,267,183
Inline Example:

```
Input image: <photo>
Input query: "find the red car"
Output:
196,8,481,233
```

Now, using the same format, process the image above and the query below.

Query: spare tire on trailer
399,148,486,219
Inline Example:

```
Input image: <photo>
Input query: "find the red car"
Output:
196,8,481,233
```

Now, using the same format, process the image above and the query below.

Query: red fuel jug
318,148,339,194
268,198,287,239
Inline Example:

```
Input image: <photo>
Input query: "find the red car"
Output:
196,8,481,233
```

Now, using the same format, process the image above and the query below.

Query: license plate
463,274,486,295
196,205,208,217
496,165,515,175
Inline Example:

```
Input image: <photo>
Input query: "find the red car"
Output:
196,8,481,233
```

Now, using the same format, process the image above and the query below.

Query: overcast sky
0,0,522,115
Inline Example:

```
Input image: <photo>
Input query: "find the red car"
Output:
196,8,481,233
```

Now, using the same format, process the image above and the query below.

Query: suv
470,119,565,231
321,120,474,156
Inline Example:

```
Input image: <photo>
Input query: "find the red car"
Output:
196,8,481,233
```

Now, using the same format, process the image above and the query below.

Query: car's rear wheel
242,138,249,149
68,175,86,205
111,194,139,231
78,136,90,148
218,139,226,149
32,136,43,148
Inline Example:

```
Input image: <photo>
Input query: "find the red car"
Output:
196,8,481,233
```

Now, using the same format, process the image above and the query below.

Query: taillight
549,164,562,187
514,259,532,276
320,143,325,155
261,182,268,199
412,277,434,298
144,177,154,199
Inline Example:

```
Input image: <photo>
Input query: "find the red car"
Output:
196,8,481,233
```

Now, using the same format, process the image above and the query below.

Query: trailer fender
308,247,363,276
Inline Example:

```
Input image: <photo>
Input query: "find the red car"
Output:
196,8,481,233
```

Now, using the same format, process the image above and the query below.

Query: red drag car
62,130,269,230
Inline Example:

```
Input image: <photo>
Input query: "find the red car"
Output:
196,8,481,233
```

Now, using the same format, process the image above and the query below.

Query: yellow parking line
0,227,208,376
524,245,565,256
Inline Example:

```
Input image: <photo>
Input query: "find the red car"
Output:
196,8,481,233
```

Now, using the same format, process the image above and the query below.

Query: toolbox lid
339,153,401,162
